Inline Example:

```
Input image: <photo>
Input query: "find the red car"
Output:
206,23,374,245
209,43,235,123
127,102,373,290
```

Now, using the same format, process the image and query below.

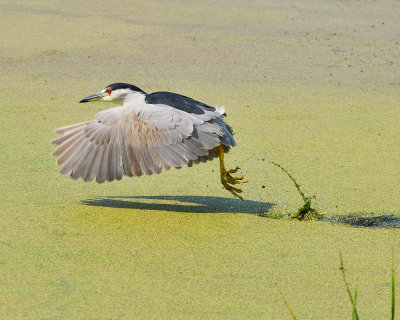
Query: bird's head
79,83,146,104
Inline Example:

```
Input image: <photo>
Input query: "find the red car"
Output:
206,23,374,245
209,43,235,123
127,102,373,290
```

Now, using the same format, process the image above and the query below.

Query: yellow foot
221,167,247,200
214,145,247,200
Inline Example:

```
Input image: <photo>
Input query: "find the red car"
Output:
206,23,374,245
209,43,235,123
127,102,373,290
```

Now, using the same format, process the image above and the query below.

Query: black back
145,91,215,115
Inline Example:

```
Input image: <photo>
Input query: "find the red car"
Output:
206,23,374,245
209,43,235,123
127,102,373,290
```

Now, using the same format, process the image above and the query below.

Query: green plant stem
271,162,307,202
392,249,395,320
271,161,317,220
278,288,298,320
339,252,360,320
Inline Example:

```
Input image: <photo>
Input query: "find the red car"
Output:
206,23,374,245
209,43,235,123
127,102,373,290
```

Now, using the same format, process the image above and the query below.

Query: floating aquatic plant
271,161,318,220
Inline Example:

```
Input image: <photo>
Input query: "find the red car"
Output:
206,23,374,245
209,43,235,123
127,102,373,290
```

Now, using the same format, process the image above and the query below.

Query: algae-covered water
1,0,400,318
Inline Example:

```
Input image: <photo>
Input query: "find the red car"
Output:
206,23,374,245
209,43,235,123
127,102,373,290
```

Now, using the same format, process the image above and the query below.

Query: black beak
79,92,103,103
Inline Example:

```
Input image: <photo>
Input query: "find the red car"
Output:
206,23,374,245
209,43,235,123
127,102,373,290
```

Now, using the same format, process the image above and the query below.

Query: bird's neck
121,91,147,107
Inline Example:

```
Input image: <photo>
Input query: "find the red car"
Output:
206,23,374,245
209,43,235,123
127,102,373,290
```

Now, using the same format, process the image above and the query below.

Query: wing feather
70,143,95,180
82,144,100,181
128,144,142,176
51,126,84,146
141,148,161,174
163,145,188,167
53,132,84,157
59,140,89,175
54,121,90,135
121,142,133,177
135,148,152,175
154,147,176,169
114,141,123,180
97,143,110,183
106,142,116,182
148,149,167,172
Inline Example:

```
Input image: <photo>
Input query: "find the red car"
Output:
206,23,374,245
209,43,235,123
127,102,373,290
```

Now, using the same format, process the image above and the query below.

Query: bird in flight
51,83,246,199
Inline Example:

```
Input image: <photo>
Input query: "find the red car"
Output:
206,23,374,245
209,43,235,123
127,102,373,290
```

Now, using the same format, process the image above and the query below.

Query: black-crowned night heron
51,83,246,199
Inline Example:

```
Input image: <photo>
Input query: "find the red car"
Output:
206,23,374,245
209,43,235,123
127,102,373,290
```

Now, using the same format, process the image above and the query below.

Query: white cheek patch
110,91,119,100
109,88,134,101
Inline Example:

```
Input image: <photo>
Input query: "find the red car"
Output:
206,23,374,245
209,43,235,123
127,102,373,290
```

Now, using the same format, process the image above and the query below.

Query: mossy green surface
1,0,400,318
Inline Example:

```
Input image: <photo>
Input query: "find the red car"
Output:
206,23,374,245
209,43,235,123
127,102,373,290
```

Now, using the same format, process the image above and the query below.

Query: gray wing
51,103,235,182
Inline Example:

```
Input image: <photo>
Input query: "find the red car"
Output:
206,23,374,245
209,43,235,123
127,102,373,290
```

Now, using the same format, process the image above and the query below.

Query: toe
226,166,240,174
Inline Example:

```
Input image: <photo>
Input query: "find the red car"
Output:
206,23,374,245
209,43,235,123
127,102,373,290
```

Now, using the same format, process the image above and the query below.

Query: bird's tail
215,105,226,116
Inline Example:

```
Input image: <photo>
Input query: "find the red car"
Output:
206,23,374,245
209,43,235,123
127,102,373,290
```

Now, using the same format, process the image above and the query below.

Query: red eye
106,88,112,94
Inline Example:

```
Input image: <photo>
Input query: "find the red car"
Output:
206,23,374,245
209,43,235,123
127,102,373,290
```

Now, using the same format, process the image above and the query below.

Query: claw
226,173,245,181
227,179,247,185
221,179,244,199
221,179,243,193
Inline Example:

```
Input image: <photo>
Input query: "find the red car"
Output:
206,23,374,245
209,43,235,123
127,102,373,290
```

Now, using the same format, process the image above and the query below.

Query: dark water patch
324,213,400,229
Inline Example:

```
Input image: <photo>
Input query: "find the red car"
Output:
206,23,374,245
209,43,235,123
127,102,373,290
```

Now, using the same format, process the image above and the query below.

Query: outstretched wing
51,103,233,183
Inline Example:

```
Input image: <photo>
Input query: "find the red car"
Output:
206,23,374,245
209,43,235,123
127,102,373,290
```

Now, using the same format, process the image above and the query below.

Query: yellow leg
214,145,247,200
